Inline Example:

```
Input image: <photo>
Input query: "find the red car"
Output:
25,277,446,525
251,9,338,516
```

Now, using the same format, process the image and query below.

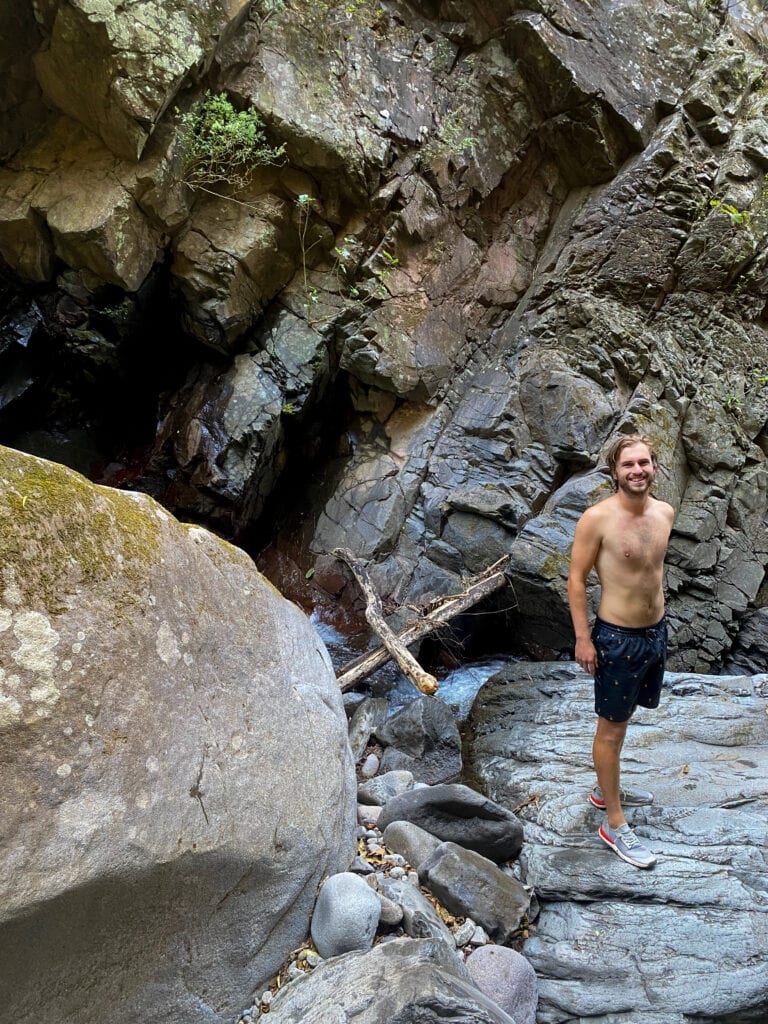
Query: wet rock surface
464,661,768,1023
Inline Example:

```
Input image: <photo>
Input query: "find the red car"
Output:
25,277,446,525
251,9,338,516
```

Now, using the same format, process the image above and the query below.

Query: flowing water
311,609,512,721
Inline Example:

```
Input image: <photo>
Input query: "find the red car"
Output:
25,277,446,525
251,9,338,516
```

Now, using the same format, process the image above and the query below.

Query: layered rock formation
0,444,356,1024
0,2,767,662
464,661,768,1024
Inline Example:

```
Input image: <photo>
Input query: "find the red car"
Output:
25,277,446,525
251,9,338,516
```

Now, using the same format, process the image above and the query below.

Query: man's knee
595,716,629,748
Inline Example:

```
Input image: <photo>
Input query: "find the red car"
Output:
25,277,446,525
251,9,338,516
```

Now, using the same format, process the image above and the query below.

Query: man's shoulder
651,496,676,520
576,495,616,533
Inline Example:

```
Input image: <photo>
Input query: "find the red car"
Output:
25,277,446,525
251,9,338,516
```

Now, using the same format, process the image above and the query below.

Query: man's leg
592,716,629,829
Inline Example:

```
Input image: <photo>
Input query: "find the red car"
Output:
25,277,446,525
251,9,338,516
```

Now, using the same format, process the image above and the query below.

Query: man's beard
618,475,653,496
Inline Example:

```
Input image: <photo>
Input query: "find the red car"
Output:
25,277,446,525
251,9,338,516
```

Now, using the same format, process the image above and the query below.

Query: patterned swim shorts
592,616,667,723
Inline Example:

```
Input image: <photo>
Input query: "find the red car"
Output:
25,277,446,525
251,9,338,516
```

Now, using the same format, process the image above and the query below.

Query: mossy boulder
0,445,356,1024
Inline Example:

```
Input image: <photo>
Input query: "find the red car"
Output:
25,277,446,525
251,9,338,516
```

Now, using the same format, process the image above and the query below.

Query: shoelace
617,826,640,848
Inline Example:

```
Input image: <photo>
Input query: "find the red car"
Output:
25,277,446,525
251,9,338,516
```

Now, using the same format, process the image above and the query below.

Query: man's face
614,442,656,496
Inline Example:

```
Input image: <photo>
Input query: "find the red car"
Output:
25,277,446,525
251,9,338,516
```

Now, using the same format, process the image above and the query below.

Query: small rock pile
237,694,540,1024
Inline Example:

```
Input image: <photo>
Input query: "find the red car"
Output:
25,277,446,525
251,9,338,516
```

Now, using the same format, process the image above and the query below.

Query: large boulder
0,445,356,1024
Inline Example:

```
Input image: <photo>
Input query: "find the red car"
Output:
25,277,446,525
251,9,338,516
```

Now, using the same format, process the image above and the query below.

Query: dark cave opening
0,262,197,481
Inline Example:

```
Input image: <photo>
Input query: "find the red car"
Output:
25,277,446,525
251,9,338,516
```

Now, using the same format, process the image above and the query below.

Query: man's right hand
575,637,597,676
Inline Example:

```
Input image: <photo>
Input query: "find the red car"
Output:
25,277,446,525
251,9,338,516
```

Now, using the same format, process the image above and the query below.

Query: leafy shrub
177,91,285,191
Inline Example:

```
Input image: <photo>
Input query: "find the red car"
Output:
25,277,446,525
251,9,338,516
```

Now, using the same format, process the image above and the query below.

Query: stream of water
311,609,512,722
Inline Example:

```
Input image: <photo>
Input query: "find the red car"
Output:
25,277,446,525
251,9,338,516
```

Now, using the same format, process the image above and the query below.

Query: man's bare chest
602,521,668,568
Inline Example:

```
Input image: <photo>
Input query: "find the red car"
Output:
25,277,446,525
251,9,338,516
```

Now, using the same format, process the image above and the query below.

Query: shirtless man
567,435,675,869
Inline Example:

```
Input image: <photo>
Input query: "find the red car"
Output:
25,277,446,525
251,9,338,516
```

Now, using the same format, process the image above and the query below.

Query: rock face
34,0,249,160
464,661,768,1024
0,3,47,160
0,4,767,663
723,605,768,674
0,445,356,1024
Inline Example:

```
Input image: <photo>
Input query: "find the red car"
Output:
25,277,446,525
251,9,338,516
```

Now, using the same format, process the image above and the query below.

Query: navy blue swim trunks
592,616,667,722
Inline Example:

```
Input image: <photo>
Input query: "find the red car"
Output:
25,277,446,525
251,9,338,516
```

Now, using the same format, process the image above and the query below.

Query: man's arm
567,508,602,675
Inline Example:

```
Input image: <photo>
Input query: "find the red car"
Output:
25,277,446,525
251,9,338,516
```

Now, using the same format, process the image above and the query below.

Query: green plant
341,0,385,23
428,36,454,72
368,248,398,298
709,198,751,228
752,370,768,386
177,91,285,192
295,193,318,300
422,108,475,164
420,66,477,166
294,193,395,321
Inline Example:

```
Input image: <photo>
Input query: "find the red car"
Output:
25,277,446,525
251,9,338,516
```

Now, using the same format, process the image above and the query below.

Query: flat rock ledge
464,662,768,1024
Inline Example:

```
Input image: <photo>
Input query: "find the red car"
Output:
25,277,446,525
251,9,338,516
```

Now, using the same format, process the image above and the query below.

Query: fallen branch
333,553,510,693
333,548,440,695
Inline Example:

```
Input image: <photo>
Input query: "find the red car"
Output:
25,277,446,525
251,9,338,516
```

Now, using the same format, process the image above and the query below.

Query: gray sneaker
589,785,654,810
599,822,657,869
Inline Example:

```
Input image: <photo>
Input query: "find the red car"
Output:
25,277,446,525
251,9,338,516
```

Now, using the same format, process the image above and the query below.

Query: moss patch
0,447,162,617
539,550,571,580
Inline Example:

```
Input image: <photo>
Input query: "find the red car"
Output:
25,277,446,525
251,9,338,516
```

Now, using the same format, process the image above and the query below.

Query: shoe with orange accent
599,822,657,869
589,785,654,810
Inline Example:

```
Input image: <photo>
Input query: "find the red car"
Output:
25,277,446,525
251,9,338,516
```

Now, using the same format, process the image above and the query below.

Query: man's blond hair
605,434,659,490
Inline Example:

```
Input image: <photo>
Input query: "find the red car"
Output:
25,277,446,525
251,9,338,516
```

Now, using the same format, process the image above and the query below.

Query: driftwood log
332,550,510,694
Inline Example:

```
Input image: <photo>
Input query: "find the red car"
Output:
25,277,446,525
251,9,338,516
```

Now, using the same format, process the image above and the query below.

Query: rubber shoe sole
599,823,657,869
589,786,654,810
